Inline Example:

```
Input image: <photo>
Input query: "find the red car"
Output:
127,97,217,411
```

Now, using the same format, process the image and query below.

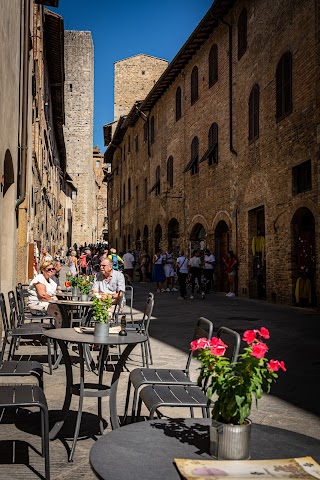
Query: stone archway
1,149,16,295
190,222,206,255
214,220,229,292
291,207,316,305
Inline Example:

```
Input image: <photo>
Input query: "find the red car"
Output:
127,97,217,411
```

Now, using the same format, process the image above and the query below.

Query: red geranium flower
259,327,270,339
190,338,211,352
268,359,286,372
251,341,268,359
210,338,227,357
243,330,257,344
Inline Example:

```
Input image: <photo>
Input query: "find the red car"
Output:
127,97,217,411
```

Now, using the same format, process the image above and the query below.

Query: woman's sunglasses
46,268,55,272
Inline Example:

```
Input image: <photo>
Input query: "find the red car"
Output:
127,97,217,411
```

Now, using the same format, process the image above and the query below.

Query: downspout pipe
109,143,122,241
16,0,31,209
211,12,237,156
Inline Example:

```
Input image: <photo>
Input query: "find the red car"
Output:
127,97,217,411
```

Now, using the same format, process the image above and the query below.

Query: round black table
90,418,320,480
44,328,147,461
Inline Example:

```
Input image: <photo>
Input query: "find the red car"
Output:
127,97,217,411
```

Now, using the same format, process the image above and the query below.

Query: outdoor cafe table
90,418,320,480
49,298,93,328
44,328,147,462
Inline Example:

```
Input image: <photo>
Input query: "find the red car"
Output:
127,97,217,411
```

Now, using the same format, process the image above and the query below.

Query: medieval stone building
64,30,97,247
106,0,320,306
93,146,109,243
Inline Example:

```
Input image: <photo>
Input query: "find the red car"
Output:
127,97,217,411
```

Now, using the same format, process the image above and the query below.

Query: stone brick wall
108,0,320,306
114,54,168,121
64,30,96,246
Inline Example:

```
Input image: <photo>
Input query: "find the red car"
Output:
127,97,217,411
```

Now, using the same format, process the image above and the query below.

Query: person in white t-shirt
162,247,178,292
204,248,216,293
176,251,189,299
123,250,135,280
27,260,57,314
189,250,205,299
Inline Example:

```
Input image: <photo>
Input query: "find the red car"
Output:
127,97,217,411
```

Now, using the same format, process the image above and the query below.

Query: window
150,116,155,144
69,84,72,92
123,183,126,203
167,156,173,188
209,44,218,87
276,52,292,121
208,123,218,165
143,123,148,143
144,177,148,201
96,159,101,168
292,160,311,195
176,87,182,121
238,8,247,60
128,177,131,200
248,84,259,142
136,185,139,207
155,166,160,196
123,144,126,161
191,66,199,105
128,135,131,153
72,190,77,200
183,136,199,174
135,134,139,152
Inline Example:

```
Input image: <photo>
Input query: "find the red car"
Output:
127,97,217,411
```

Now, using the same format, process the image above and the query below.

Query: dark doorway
190,223,206,255
214,221,229,292
143,225,149,253
248,206,266,300
154,224,162,253
136,229,141,251
291,207,316,306
168,218,179,256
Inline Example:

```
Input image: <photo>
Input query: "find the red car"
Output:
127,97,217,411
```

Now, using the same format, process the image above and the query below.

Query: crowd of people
26,243,238,316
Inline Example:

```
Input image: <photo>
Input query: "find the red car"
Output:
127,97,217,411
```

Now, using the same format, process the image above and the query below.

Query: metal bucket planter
94,322,109,340
80,294,89,301
72,287,79,299
209,419,252,460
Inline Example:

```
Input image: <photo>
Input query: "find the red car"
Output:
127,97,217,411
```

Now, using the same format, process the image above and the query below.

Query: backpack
112,253,119,270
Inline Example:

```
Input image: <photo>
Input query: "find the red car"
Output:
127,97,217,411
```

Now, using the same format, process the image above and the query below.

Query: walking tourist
189,250,205,299
152,249,166,292
162,247,178,292
123,249,135,280
223,250,238,297
176,250,189,300
108,248,123,271
67,250,78,276
204,248,216,293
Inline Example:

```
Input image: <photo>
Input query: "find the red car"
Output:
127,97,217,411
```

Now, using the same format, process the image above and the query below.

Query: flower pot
80,294,89,301
209,419,252,460
72,287,79,296
94,322,109,339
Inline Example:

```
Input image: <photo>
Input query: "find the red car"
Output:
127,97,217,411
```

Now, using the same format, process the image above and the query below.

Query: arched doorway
1,150,16,295
143,225,149,253
215,221,229,292
154,224,162,252
190,223,206,255
168,218,179,256
291,207,316,305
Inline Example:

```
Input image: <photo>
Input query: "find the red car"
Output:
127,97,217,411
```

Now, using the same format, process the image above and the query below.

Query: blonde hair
71,250,77,256
40,260,54,272
110,248,116,254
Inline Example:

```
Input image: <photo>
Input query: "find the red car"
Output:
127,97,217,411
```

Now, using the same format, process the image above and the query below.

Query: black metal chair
124,316,214,423
0,384,50,479
0,360,44,389
16,284,54,325
127,293,154,367
0,292,54,374
136,326,241,421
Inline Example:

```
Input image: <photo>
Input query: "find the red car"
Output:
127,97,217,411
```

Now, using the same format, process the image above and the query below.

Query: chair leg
141,343,145,367
131,386,141,423
0,332,9,362
123,379,132,424
41,405,50,480
8,337,17,360
46,339,52,375
136,397,143,422
147,338,153,365
144,343,149,368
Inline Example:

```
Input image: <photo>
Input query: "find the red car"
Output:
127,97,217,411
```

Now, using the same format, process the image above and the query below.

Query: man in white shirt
123,249,135,280
92,258,125,301
162,247,178,292
204,248,216,293
189,250,205,299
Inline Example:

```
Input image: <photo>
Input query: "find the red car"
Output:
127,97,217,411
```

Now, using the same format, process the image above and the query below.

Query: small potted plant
67,274,80,297
191,327,286,460
92,294,113,338
78,275,94,301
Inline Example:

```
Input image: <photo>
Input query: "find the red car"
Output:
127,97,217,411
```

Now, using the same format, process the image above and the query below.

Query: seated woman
27,260,58,315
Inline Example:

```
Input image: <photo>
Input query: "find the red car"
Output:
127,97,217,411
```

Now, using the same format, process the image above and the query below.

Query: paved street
0,279,319,479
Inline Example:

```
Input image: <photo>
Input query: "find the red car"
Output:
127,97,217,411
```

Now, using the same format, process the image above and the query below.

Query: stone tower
64,30,97,246
114,54,168,121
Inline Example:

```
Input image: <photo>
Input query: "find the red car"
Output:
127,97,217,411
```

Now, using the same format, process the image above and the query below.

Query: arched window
238,8,247,60
248,85,259,142
175,87,182,121
155,165,160,196
128,177,131,200
143,122,148,143
191,137,199,175
167,156,173,188
191,66,198,105
135,134,139,152
208,123,218,165
150,116,155,144
209,44,218,87
276,52,292,121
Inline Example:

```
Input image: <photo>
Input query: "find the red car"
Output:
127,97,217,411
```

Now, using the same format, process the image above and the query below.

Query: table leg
69,343,86,462
109,341,146,430
49,338,73,440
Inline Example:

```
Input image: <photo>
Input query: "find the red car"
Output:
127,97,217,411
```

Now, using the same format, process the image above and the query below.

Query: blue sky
51,0,213,151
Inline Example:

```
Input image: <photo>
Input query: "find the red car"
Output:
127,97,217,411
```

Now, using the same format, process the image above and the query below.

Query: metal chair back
0,292,10,333
185,316,214,375
8,291,21,329
139,293,154,335
217,326,241,363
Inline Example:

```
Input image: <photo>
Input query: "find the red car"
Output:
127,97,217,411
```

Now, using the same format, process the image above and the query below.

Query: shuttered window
167,156,173,187
150,116,155,144
176,87,182,121
248,84,259,142
276,52,292,121
209,44,218,87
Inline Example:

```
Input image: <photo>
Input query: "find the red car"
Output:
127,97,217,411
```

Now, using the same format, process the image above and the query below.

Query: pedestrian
223,250,238,297
79,251,87,275
51,260,62,290
152,249,166,292
189,250,205,299
67,250,78,276
176,250,189,299
162,247,178,291
108,248,123,271
204,248,216,293
123,249,135,280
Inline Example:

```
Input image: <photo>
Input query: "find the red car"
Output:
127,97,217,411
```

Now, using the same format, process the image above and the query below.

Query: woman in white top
27,260,58,315
67,250,78,276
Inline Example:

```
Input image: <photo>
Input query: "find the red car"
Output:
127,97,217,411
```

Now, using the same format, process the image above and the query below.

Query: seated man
92,257,125,302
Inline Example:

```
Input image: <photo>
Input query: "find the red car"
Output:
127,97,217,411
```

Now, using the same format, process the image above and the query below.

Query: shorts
164,265,175,278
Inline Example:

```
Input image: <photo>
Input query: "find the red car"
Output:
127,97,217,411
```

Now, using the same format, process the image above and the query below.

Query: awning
148,180,160,194
199,145,214,163
183,155,198,173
